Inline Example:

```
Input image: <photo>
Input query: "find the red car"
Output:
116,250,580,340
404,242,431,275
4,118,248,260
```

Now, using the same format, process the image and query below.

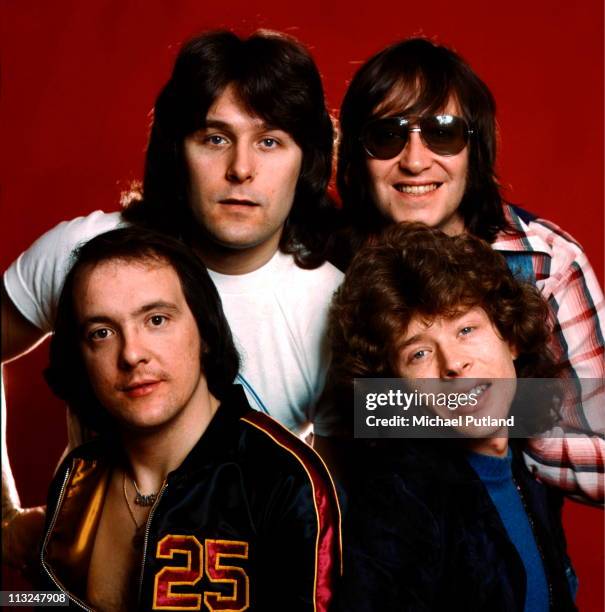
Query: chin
386,204,439,227
120,417,174,434
112,406,177,433
210,227,270,250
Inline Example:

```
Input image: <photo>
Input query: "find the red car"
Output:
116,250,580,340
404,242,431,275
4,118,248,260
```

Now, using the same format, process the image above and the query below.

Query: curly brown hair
329,223,559,389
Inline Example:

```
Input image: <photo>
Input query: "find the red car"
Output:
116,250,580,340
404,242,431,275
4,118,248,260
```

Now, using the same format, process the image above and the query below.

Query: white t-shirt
3,210,343,436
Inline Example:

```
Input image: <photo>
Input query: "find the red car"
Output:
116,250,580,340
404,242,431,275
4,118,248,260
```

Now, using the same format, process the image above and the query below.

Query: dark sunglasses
361,114,473,159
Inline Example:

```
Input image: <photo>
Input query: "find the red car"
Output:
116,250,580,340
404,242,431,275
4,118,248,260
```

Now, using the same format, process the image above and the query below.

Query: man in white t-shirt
1,30,343,571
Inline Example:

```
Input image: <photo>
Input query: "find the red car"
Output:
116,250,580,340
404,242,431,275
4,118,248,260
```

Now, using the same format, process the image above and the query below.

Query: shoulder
499,204,586,259
239,410,337,492
26,210,125,254
4,210,126,330
351,442,464,519
495,205,596,288
276,251,344,295
235,409,341,554
8,209,125,280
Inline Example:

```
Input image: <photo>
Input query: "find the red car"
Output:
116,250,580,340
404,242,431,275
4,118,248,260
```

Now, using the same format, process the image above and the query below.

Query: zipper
136,480,169,606
40,466,94,611
512,475,554,611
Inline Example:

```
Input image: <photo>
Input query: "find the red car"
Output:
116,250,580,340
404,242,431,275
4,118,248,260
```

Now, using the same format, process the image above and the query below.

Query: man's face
74,259,206,433
184,84,303,253
396,306,517,437
365,96,468,236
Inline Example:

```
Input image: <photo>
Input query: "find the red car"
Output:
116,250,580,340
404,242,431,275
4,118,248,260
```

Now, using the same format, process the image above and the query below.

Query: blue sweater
467,449,549,612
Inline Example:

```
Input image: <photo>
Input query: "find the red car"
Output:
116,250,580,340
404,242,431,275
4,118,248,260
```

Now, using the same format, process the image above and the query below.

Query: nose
226,141,255,183
398,130,432,174
118,329,150,370
437,344,472,378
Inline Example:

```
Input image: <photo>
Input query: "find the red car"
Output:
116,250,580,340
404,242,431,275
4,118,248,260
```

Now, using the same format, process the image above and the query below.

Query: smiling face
74,258,210,434
396,306,518,445
365,97,468,236
184,84,303,268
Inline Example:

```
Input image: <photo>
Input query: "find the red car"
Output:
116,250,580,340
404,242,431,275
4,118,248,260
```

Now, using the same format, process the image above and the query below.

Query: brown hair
329,223,558,388
123,29,337,269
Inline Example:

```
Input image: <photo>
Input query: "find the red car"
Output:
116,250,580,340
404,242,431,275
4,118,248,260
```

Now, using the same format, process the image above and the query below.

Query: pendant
134,491,157,507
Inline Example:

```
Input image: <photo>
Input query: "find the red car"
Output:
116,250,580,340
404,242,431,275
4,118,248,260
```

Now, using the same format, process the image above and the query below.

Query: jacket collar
169,384,250,480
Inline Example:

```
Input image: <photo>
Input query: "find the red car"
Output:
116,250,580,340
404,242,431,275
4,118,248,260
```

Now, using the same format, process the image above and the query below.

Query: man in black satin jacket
38,227,341,611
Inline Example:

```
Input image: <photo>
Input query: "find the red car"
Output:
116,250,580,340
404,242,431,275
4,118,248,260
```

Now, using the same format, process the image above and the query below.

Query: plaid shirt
493,205,605,503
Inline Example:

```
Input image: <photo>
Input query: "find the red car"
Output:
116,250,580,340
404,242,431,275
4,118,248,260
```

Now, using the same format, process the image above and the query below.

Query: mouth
394,182,441,195
467,383,490,398
219,198,260,207
453,382,492,414
121,380,162,398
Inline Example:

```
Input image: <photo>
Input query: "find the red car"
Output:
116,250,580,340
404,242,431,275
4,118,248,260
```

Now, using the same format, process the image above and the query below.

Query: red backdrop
2,1,603,608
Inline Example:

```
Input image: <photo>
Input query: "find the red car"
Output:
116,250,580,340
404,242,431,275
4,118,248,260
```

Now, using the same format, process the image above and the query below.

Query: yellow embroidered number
152,536,250,611
204,540,250,612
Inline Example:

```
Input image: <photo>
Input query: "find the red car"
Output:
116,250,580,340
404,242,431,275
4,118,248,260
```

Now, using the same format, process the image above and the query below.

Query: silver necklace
122,472,146,548
132,478,158,507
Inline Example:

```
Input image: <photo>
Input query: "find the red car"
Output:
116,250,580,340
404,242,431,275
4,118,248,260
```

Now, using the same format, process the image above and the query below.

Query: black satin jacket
337,440,576,612
39,385,342,611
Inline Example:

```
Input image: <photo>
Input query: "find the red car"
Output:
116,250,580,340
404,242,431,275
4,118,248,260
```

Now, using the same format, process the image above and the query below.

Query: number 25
153,535,249,611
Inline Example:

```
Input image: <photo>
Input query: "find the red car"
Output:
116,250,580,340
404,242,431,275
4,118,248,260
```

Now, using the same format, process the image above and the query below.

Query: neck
120,388,220,494
194,231,282,275
438,212,466,237
467,436,509,457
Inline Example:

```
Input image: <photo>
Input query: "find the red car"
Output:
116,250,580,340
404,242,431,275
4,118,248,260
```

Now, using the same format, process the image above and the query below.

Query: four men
1,28,603,608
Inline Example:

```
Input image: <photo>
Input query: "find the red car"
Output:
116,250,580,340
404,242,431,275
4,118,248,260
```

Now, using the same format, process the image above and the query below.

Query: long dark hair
45,227,240,434
336,38,510,266
124,30,337,269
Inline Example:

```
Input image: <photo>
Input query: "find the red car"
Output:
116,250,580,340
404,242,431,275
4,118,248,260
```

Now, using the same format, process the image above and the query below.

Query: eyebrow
203,119,238,131
203,118,283,132
398,333,424,349
80,301,180,328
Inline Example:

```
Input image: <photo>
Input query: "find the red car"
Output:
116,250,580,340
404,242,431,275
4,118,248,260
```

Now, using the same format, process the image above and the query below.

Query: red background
1,1,603,608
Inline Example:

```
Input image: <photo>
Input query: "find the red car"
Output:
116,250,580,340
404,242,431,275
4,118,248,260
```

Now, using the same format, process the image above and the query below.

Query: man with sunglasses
335,37,605,502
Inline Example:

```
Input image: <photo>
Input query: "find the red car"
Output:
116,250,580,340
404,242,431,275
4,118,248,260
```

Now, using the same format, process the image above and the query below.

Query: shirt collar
491,204,552,257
